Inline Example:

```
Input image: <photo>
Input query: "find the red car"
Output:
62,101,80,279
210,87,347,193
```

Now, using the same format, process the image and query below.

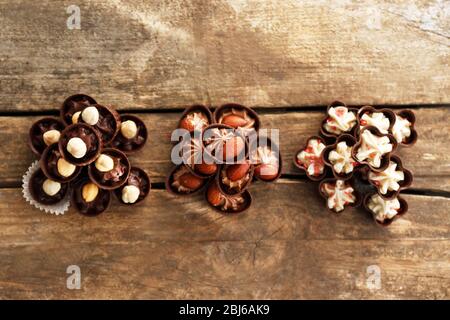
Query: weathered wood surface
1,107,449,191
0,182,449,299
0,0,449,111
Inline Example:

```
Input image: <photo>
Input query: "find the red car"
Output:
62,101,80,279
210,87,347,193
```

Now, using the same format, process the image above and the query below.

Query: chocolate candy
71,177,111,216
59,123,102,166
60,94,97,126
88,148,131,190
40,143,82,183
29,168,68,205
114,167,151,205
29,117,66,156
110,114,148,153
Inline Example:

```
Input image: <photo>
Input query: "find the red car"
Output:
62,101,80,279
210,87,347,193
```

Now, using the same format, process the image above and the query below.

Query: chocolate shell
320,101,358,138
28,117,66,156
318,178,362,214
59,123,102,166
166,165,209,196
367,155,413,200
71,177,111,216
216,162,254,195
178,105,213,134
40,143,82,183
356,105,396,136
60,94,97,126
88,148,131,190
214,103,261,133
393,110,418,147
110,114,147,153
77,104,121,145
363,192,408,227
249,136,282,182
29,168,68,205
205,180,252,214
294,135,329,181
351,126,398,172
322,134,359,181
114,167,151,205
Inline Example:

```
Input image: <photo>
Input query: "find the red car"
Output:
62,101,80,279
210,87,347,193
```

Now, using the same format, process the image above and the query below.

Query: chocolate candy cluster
27,94,150,215
166,104,282,214
294,101,417,226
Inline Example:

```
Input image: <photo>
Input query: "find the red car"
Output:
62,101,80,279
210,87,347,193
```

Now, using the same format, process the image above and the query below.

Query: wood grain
1,107,449,191
0,0,449,111
0,181,449,299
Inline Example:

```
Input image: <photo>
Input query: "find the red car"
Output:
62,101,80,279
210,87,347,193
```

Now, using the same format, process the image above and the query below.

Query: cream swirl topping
368,162,404,194
323,106,357,135
297,139,326,176
321,180,356,213
328,141,355,174
391,115,411,143
355,130,393,168
368,194,400,223
360,112,390,134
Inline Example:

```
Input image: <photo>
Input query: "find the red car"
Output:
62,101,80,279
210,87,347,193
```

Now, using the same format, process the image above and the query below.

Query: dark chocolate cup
363,192,408,227
318,177,362,214
60,94,97,126
71,177,111,216
28,117,66,156
177,105,213,134
355,105,396,137
205,180,252,214
88,148,131,190
78,104,121,145
213,103,261,132
293,135,328,181
319,101,358,138
110,114,147,153
202,123,249,164
58,123,102,166
216,163,254,196
351,126,398,172
367,155,413,200
322,134,359,181
40,143,82,183
114,167,151,205
29,168,69,205
395,110,418,147
165,165,210,196
249,136,282,182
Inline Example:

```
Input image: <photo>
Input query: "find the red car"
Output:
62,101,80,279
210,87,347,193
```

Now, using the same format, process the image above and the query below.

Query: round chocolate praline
217,163,254,195
214,103,260,132
61,94,97,126
29,117,65,156
114,167,151,205
166,165,209,195
40,143,82,183
59,123,102,166
110,114,147,153
88,148,131,190
77,104,121,145
71,177,111,216
29,168,68,205
205,180,252,214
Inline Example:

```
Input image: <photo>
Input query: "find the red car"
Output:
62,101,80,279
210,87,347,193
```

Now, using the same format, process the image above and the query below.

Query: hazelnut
71,111,81,124
195,163,217,175
42,179,61,196
120,120,138,139
226,163,250,181
67,137,87,159
179,172,204,190
121,185,140,204
95,154,114,172
222,136,245,160
82,183,99,202
81,106,99,125
255,164,279,181
43,129,61,146
222,114,248,128
206,183,223,207
57,158,76,177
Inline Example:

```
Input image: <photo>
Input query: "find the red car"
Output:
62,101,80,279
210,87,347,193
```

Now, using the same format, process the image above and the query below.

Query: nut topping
43,130,61,146
121,185,140,204
66,137,87,159
72,111,81,124
120,120,138,139
42,179,61,196
81,106,99,125
82,183,99,202
57,158,76,177
95,154,115,172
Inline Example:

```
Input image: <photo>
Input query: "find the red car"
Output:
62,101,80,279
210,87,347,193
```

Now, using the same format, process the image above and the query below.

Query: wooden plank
1,107,449,191
0,0,449,111
0,183,448,299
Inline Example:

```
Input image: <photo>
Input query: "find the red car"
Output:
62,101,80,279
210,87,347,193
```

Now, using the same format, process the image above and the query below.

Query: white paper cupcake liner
22,161,71,215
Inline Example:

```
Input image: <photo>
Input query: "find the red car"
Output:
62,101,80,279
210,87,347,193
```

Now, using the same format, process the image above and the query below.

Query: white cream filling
297,139,326,176
360,112,390,134
328,141,355,174
323,106,357,135
368,194,400,222
321,180,356,212
368,162,404,194
356,130,393,168
391,115,411,143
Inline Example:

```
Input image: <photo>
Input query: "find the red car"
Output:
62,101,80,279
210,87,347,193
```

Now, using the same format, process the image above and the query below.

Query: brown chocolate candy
59,123,102,166
114,167,151,205
29,117,66,156
88,148,131,190
29,168,68,205
110,114,147,153
60,94,97,126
